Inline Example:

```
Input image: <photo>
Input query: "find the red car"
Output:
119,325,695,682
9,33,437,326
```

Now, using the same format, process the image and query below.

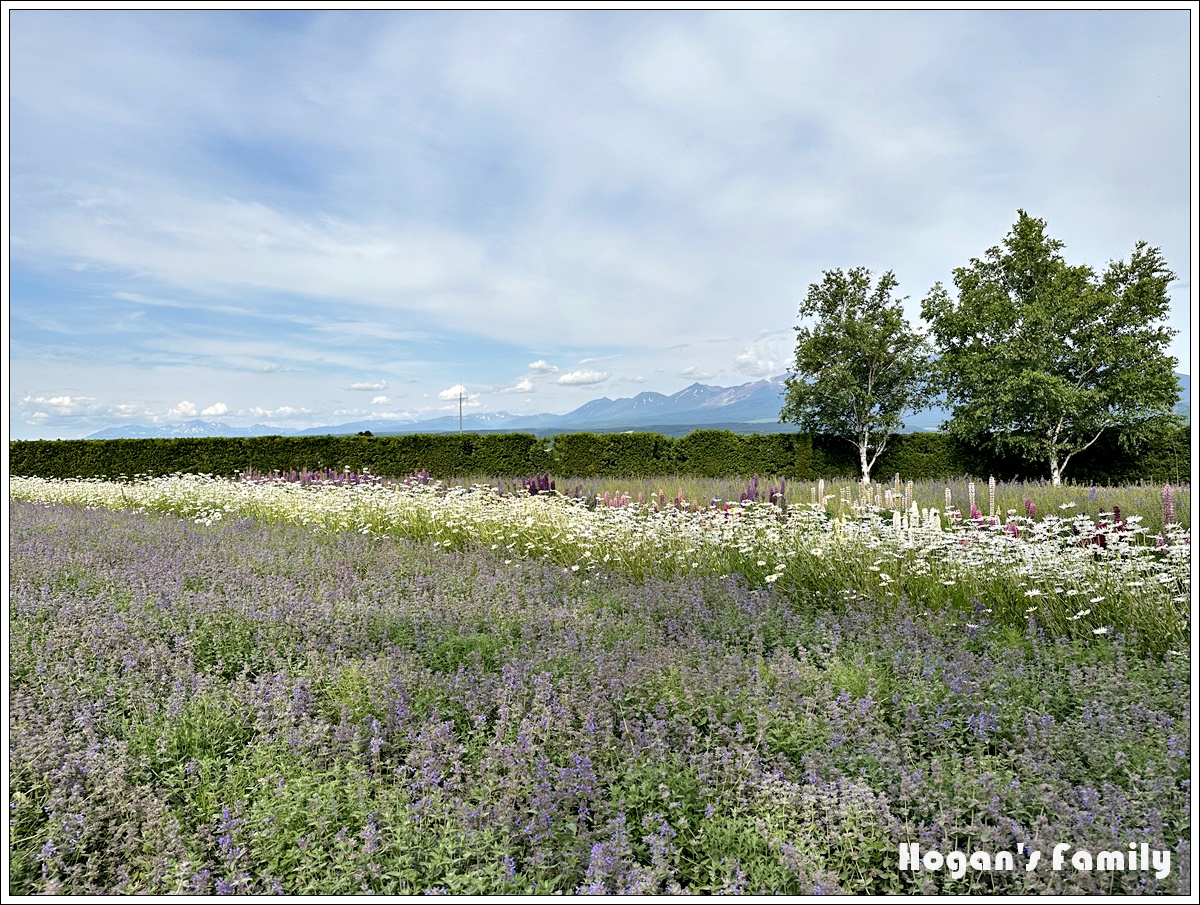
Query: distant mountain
80,372,1190,439
547,376,788,429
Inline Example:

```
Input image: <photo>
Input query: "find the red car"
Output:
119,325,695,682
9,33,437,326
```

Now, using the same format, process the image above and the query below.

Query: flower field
7,474,1193,894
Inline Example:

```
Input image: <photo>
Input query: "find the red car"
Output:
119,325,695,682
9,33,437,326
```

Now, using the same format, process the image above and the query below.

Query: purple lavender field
8,500,1191,894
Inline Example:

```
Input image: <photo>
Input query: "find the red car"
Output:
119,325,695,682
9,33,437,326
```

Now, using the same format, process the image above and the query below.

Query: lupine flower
1162,485,1175,526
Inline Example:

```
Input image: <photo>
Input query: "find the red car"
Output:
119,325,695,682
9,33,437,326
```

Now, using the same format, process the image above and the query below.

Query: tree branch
1058,421,1112,476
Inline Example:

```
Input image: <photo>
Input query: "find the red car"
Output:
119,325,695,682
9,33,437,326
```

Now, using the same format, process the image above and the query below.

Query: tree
921,210,1180,485
781,267,934,483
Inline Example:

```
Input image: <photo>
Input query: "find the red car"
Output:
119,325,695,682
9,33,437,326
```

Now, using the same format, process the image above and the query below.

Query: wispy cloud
8,10,1190,439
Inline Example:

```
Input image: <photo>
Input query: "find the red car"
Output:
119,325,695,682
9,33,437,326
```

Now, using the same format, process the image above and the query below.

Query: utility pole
458,380,464,435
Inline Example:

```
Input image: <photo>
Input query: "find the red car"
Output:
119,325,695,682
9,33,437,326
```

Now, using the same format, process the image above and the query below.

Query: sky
5,7,1196,440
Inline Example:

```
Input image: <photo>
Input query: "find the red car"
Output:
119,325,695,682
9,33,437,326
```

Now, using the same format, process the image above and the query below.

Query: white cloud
24,394,92,411
431,388,483,412
734,344,782,378
247,406,312,419
557,369,611,386
201,402,229,416
168,401,198,418
6,12,1190,441
371,395,390,405
499,377,535,394
19,394,98,415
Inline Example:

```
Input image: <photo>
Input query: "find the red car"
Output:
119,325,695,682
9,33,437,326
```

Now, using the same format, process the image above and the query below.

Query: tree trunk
859,442,871,484
1049,456,1062,486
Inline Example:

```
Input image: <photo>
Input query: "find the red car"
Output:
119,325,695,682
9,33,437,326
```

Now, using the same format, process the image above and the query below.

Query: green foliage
670,431,805,478
9,424,1190,485
548,432,674,477
922,210,1181,484
782,268,935,481
6,434,552,481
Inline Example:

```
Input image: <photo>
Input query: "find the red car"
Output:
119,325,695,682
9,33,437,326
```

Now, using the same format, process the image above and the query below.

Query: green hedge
9,424,1191,484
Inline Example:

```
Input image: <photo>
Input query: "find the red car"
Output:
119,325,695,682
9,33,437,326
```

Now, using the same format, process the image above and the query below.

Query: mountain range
82,373,1190,439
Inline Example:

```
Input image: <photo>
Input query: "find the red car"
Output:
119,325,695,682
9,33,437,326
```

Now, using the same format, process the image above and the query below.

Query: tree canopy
921,210,1180,485
781,267,934,482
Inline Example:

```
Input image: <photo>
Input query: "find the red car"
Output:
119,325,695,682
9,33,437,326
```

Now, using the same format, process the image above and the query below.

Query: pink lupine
1162,485,1175,526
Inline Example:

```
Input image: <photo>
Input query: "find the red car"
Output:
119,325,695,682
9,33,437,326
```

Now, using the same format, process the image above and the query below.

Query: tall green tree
781,267,934,483
921,210,1180,485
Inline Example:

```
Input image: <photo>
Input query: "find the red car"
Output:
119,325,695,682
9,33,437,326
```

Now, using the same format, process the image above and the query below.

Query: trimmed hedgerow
9,423,1190,484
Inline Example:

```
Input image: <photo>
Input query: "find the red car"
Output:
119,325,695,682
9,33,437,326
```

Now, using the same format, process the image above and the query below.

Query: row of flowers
10,473,1189,648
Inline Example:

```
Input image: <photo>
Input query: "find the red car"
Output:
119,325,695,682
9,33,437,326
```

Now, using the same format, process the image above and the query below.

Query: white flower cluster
10,475,1189,629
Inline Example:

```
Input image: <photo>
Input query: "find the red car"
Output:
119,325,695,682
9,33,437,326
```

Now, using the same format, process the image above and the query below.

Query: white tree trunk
1049,456,1062,486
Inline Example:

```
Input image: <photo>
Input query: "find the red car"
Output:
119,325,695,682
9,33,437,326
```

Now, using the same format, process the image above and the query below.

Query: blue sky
6,8,1195,439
